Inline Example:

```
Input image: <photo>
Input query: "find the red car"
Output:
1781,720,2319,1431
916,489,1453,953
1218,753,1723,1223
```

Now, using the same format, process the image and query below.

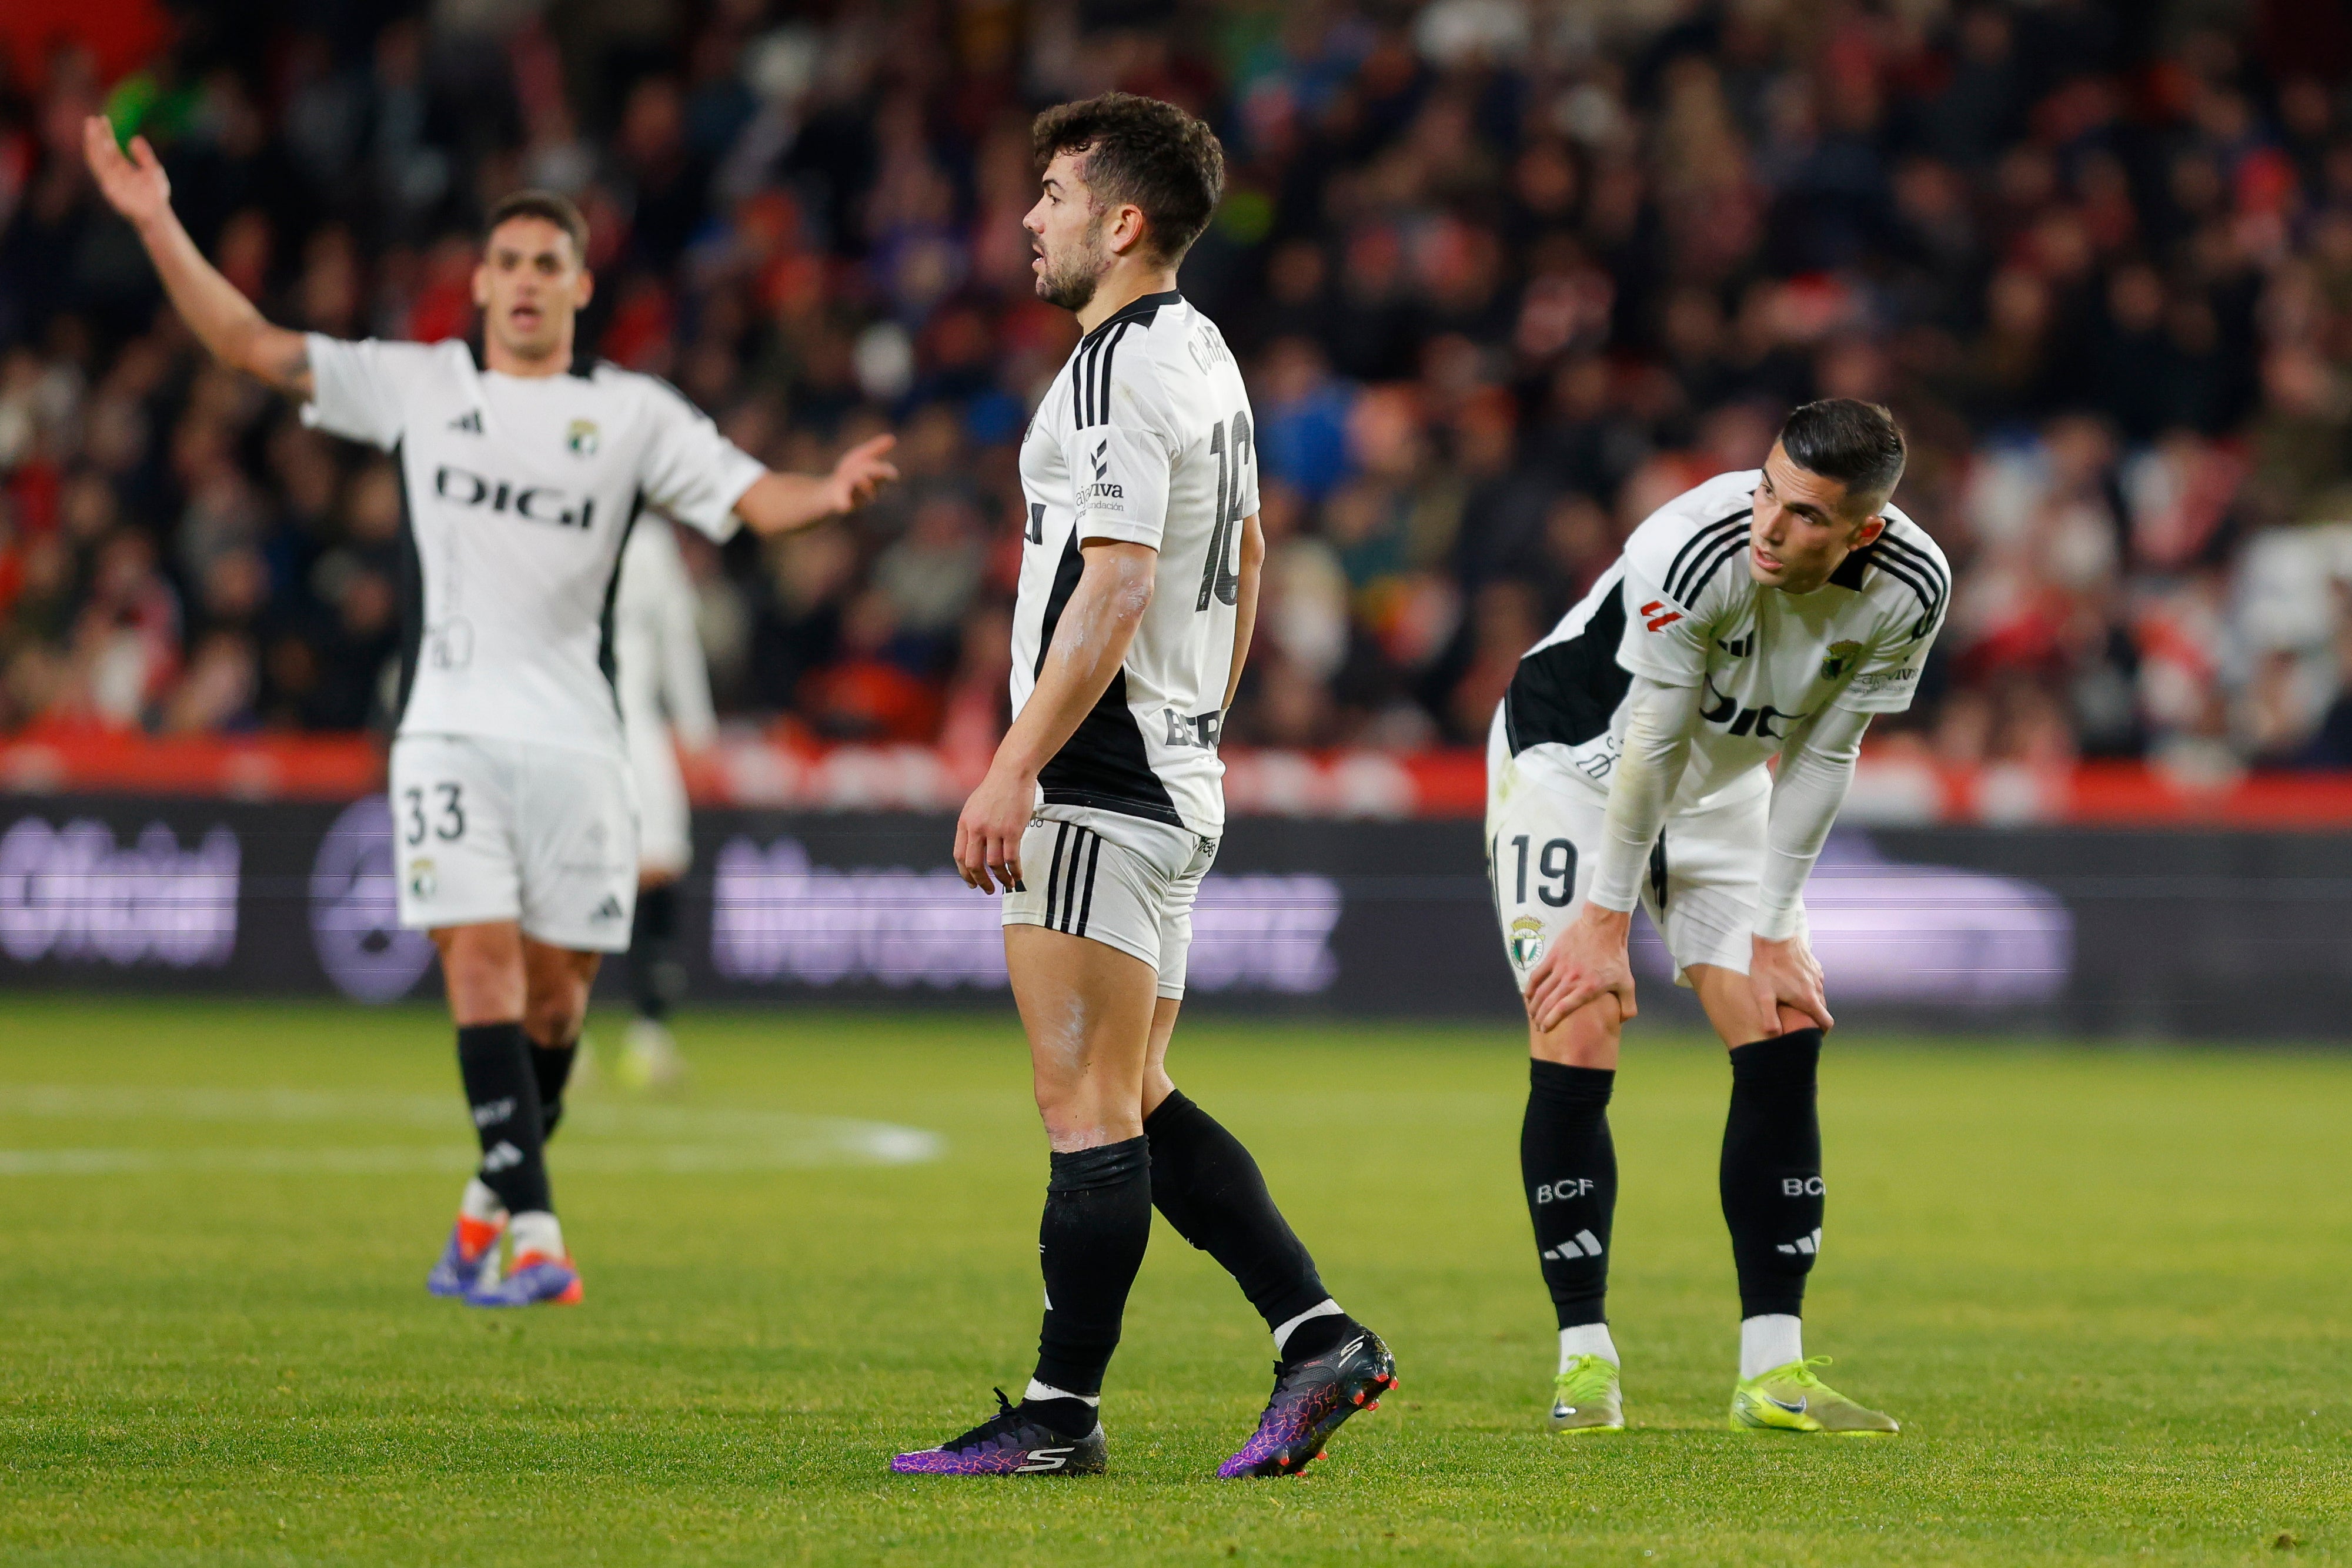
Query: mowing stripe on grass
0,1083,945,1172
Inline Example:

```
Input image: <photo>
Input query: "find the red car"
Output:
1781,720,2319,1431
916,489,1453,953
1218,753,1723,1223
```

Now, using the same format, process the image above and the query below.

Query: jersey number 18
1196,412,1252,612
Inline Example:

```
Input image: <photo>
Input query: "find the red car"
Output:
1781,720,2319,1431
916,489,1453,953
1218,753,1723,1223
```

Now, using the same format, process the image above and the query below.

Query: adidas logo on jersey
592,894,625,921
448,409,483,433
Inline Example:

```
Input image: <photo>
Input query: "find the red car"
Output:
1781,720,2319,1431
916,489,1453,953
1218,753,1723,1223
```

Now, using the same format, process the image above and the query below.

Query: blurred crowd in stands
5,0,2352,775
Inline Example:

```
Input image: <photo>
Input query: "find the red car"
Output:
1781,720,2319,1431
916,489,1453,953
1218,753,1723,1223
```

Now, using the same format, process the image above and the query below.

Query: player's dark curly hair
483,189,589,263
1779,399,1907,509
1032,92,1225,265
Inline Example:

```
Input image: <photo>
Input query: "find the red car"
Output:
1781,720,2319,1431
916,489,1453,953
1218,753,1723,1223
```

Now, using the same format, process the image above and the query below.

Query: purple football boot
890,1389,1107,1476
425,1216,505,1298
1218,1326,1396,1478
463,1250,582,1308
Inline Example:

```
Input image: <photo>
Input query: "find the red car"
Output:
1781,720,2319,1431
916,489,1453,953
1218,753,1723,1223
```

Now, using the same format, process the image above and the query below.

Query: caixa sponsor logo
709,837,1341,993
0,815,239,968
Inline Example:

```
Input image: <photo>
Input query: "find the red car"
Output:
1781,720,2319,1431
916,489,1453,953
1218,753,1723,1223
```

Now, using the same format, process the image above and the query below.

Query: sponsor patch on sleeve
1848,667,1919,695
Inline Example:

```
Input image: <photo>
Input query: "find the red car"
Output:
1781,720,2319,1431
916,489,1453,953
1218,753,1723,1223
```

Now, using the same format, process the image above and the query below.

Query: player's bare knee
1530,992,1622,1069
524,992,586,1048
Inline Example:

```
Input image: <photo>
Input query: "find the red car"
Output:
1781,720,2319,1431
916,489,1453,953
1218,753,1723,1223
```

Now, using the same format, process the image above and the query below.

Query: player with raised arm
1489,400,1943,1435
85,119,897,1308
890,94,1394,1480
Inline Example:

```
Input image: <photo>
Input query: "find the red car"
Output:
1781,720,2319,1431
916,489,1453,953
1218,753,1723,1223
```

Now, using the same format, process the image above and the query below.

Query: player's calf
1720,1028,1825,1333
449,1021,576,1306
1522,1059,1625,1431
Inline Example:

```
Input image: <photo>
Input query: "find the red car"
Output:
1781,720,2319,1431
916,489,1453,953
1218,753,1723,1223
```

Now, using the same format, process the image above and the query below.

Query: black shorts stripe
1057,830,1089,932
1043,822,1071,929
1648,834,1669,912
1664,510,1751,603
1074,832,1103,937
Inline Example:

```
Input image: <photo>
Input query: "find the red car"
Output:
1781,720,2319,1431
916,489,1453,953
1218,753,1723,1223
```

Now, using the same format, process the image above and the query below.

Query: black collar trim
1083,290,1182,342
1828,544,1873,590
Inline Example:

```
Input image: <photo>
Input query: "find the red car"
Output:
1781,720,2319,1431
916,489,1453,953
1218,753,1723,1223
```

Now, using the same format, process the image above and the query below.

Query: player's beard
1034,217,1109,313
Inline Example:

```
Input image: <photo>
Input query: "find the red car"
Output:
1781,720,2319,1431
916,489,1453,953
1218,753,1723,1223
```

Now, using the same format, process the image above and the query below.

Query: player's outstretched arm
1744,704,1873,1035
1522,675,1702,1032
953,540,1155,894
82,117,313,397
1221,511,1265,713
733,435,900,536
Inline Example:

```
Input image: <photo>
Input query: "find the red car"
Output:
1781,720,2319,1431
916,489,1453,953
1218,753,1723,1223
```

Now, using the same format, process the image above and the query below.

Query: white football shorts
1485,705,1799,991
389,733,640,952
627,721,693,877
1001,803,1217,999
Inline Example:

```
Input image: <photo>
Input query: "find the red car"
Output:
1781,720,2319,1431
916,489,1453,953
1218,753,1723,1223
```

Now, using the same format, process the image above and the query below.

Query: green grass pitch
2,998,2348,1565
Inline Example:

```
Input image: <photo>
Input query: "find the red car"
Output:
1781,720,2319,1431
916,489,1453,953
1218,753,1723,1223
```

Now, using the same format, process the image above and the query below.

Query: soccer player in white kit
891,94,1392,1481
86,123,897,1307
1491,399,1944,1434
613,518,713,1090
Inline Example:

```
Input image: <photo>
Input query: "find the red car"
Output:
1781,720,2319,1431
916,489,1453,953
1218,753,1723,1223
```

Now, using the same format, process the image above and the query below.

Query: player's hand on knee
954,766,1033,894
1525,907,1637,1034
1749,933,1833,1034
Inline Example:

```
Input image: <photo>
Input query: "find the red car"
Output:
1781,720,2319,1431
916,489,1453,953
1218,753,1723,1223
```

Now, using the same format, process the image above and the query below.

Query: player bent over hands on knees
1490,399,1945,1435
891,93,1392,1480
86,118,897,1308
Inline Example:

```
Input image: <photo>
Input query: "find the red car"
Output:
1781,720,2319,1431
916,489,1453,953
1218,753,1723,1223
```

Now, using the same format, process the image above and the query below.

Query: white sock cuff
1272,1298,1344,1356
1739,1313,1803,1380
1558,1323,1619,1370
507,1210,563,1259
460,1178,506,1225
1022,1379,1100,1408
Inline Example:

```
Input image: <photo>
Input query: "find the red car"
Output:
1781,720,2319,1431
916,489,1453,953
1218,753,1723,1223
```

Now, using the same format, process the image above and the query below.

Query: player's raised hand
953,762,1033,894
83,118,173,228
823,433,900,515
1746,932,1833,1035
1524,905,1638,1034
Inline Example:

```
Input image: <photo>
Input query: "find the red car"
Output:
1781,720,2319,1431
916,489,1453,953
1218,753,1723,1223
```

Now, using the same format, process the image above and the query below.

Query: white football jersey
301,335,763,758
1011,291,1256,836
1504,469,1948,805
614,519,717,752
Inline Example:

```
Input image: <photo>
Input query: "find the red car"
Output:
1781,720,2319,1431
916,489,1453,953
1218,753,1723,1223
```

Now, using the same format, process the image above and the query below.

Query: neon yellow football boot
1548,1354,1625,1433
1730,1357,1898,1435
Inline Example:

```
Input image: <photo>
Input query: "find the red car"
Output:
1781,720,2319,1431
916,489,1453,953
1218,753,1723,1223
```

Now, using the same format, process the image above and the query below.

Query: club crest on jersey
1508,916,1547,971
407,858,437,898
566,419,600,457
1822,640,1863,680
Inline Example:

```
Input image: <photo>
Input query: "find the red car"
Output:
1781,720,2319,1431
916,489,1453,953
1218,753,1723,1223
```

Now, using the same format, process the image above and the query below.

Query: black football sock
1720,1028,1825,1319
629,882,681,1023
1144,1090,1339,1356
456,1022,552,1216
1522,1060,1618,1329
530,1034,579,1142
1030,1136,1152,1425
